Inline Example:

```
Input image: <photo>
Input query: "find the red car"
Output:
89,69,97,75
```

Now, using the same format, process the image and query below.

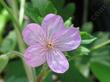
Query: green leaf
51,0,65,8
25,4,42,23
0,31,16,53
91,32,110,62
90,61,110,82
64,17,72,27
76,63,90,78
80,32,97,44
72,46,90,56
79,46,90,55
0,9,9,43
0,55,9,73
6,76,27,82
59,61,93,82
62,3,76,20
0,9,9,34
91,46,110,62
93,32,110,46
81,22,93,33
31,0,57,16
44,72,54,82
5,59,26,79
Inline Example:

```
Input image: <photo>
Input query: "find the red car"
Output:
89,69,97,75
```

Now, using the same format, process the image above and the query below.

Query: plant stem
0,1,36,82
91,40,110,51
19,0,25,26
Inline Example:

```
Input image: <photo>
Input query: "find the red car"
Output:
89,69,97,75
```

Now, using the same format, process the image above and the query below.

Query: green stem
19,0,25,26
2,51,23,59
0,1,36,82
91,40,110,51
0,0,20,29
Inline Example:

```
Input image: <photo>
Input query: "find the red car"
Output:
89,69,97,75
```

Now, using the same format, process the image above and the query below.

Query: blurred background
0,0,110,82
67,0,110,32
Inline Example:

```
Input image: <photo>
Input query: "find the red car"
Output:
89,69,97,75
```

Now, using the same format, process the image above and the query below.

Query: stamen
47,43,53,48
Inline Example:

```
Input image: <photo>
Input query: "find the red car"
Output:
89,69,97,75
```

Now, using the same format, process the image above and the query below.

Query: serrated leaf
80,32,97,44
0,55,9,73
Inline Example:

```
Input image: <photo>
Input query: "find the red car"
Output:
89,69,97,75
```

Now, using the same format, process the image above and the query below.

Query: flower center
47,43,53,49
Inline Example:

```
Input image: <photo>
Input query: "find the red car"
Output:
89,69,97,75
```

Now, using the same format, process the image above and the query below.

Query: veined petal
46,49,69,73
54,27,81,51
22,23,46,45
24,44,46,67
41,14,65,40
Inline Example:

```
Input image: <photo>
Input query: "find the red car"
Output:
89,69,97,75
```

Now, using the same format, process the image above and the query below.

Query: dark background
66,0,110,32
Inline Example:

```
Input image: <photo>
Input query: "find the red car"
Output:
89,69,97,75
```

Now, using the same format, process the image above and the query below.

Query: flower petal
24,44,46,67
41,14,65,40
54,27,81,51
46,49,69,73
22,23,46,45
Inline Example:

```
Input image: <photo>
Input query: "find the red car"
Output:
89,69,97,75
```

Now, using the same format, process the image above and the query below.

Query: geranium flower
22,14,81,73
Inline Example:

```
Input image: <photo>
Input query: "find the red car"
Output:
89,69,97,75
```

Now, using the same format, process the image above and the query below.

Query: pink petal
41,14,65,40
22,23,46,45
24,44,46,67
54,27,81,51
46,49,69,73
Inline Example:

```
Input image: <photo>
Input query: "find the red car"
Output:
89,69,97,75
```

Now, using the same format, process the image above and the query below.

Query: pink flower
22,14,81,73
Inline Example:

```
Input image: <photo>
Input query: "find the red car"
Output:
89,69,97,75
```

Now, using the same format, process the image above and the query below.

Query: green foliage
4,59,27,81
75,46,90,55
64,17,72,27
81,22,93,33
0,9,9,34
52,0,76,20
0,0,110,82
81,32,97,44
25,0,57,23
44,72,54,82
91,32,110,63
31,0,57,16
25,4,42,23
59,61,93,82
90,32,110,82
51,0,65,8
0,31,16,53
0,55,9,73
90,61,110,82
62,3,76,20
6,77,27,82
0,9,9,43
